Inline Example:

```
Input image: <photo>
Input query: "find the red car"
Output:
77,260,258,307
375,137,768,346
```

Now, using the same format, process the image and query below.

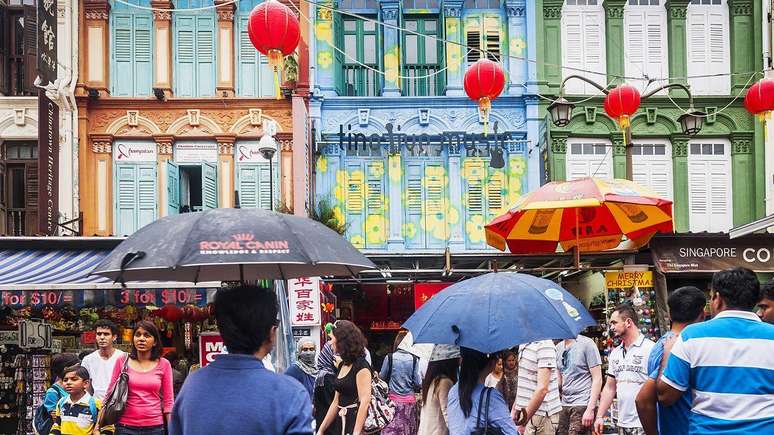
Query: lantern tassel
758,111,771,142
268,49,284,100
479,97,492,137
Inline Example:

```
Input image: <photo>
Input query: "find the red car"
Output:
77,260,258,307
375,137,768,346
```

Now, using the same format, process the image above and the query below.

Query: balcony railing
6,209,27,236
342,64,380,96
402,64,441,96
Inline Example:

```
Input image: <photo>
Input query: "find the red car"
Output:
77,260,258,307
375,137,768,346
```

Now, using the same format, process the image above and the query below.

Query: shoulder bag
363,363,396,434
471,387,504,435
98,355,130,427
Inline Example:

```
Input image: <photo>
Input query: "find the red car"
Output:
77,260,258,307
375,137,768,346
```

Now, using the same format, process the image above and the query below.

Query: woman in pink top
102,320,173,435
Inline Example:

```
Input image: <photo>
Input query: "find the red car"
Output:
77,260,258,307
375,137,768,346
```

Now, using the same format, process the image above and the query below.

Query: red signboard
414,283,452,309
199,333,225,367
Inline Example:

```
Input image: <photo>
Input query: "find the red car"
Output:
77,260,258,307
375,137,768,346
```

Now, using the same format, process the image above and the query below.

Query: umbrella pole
574,208,580,270
240,264,245,283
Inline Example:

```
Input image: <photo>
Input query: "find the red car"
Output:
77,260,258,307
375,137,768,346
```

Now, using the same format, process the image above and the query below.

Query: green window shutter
196,15,216,96
115,164,138,236
137,165,157,230
237,165,258,208
175,15,196,96
133,15,153,96
202,162,218,210
167,161,180,216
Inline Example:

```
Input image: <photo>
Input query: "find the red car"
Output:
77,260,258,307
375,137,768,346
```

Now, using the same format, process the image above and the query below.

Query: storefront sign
414,282,452,309
38,95,59,235
37,0,57,85
105,288,208,307
199,333,225,367
0,330,19,345
605,271,653,288
19,319,52,350
175,142,218,163
651,234,774,273
288,277,321,327
114,142,157,162
235,142,271,163
0,290,78,308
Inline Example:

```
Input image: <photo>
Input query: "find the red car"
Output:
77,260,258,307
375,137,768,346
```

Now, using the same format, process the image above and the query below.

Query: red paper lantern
604,84,641,129
247,0,300,98
744,79,774,115
464,59,506,135
159,304,183,323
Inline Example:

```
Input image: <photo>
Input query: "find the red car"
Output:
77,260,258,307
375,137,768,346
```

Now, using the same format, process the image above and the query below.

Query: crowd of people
35,267,773,435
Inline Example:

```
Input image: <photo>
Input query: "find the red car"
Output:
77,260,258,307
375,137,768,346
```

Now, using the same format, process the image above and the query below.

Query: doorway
167,161,218,215
179,165,203,212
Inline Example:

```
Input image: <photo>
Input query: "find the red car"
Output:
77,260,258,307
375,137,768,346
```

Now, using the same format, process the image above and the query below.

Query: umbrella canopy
397,331,435,360
92,208,376,282
485,177,673,254
402,272,596,354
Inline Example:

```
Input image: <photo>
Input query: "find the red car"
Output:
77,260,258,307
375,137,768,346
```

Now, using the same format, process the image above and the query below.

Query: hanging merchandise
743,78,774,140
463,59,505,136
247,0,301,99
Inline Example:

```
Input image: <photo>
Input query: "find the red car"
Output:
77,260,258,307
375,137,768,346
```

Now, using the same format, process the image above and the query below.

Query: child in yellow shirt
50,365,114,435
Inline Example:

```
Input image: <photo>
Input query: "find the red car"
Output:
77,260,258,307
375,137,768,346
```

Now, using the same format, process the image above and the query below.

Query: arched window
624,0,668,92
686,0,730,94
561,0,606,94
173,0,216,97
110,0,153,96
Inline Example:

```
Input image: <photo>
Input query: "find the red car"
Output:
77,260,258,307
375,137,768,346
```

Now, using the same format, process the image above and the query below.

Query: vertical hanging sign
37,0,59,235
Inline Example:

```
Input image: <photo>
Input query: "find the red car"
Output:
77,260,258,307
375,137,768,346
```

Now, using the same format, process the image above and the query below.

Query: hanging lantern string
114,0,240,12
659,72,759,118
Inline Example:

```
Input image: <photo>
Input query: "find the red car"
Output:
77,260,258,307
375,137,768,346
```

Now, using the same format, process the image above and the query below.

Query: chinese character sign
37,0,57,85
288,277,321,327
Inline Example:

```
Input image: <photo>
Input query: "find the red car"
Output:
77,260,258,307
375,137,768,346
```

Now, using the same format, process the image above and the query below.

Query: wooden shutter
425,162,446,247
687,5,729,94
167,161,180,215
483,16,500,61
175,16,196,96
0,162,5,235
346,161,365,247
583,11,605,89
137,165,157,230
625,10,646,70
365,161,385,247
196,15,216,96
237,16,257,96
464,158,485,247
112,14,134,96
625,7,668,92
134,15,153,96
236,165,258,208
0,4,8,95
632,144,672,200
115,164,138,236
688,143,731,232
23,5,37,94
404,161,424,248
561,11,584,94
202,162,218,210
687,159,709,231
465,27,481,62
24,162,38,234
487,169,505,217
258,163,273,210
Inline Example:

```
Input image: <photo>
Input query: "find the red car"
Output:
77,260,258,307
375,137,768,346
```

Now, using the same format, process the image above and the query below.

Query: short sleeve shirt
555,336,602,406
516,340,562,416
607,334,655,428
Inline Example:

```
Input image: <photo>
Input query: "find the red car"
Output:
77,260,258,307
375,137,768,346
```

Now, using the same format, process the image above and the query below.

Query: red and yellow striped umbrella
485,178,673,254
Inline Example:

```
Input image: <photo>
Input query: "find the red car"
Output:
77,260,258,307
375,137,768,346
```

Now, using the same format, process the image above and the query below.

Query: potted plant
281,54,298,97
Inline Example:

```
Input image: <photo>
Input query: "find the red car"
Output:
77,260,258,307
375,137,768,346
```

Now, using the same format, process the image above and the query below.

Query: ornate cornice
731,133,754,155
730,0,753,16
666,3,688,20
153,134,175,155
91,134,113,154
544,7,561,20
279,139,293,152
443,6,462,18
671,137,689,157
605,6,625,20
215,0,236,21
151,0,174,21
84,0,110,20
551,136,567,154
381,6,399,21
216,134,237,155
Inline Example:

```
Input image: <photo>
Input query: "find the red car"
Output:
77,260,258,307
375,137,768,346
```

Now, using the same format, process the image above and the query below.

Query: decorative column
381,0,401,97
505,0,527,96
604,0,626,86
446,141,466,251
729,1,757,93
665,1,690,90
216,135,236,208
670,135,689,232
443,0,464,96
216,0,236,97
731,132,755,226
315,0,337,96
279,136,294,210
549,132,568,181
540,0,563,93
611,134,627,179
154,135,174,217
83,0,111,93
151,1,174,97
89,134,114,235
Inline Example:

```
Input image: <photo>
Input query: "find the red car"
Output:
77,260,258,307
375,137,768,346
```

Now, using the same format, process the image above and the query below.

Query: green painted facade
535,0,765,232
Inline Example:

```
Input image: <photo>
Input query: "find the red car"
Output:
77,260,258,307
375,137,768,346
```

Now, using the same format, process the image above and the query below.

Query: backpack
363,370,395,434
32,384,66,435
386,352,420,392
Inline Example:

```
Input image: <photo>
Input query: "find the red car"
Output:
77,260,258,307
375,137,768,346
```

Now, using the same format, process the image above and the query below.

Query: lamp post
258,134,277,211
547,75,705,180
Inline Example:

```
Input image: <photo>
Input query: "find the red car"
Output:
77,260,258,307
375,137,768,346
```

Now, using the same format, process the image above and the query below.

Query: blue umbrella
402,272,596,354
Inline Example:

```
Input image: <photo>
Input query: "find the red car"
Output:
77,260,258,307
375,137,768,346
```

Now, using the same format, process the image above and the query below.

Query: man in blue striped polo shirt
657,267,774,434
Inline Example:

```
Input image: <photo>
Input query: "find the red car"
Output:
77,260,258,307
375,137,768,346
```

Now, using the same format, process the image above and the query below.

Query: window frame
623,1,668,93
463,13,502,64
401,15,444,96
687,139,732,232
630,139,673,200
561,1,607,95
565,138,614,180
685,0,730,95
340,16,381,96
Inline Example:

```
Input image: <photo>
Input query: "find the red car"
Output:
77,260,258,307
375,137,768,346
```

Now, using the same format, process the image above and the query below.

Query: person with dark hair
447,347,518,434
103,320,173,435
657,267,774,434
317,320,372,435
51,365,114,435
417,346,459,435
81,319,125,400
285,337,319,400
635,286,706,435
594,304,655,435
379,330,422,435
44,353,81,418
169,285,312,435
756,280,774,323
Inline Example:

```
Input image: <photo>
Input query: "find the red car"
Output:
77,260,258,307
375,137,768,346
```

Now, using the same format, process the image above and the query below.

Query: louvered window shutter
0,4,9,95
465,159,485,219
23,5,37,94
365,161,385,247
487,168,505,217
112,15,134,96
708,160,730,231
196,15,216,96
625,10,646,72
425,162,446,247
346,162,365,245
687,160,709,231
688,142,731,231
562,11,584,94
134,15,153,96
483,16,500,61
258,163,273,210
175,16,196,96
137,165,157,230
706,10,729,93
687,4,729,95
24,162,38,234
115,164,138,236
466,29,481,62
405,162,424,248
583,11,605,90
237,17,259,96
237,165,258,208
167,161,180,216
202,162,218,210
632,143,672,200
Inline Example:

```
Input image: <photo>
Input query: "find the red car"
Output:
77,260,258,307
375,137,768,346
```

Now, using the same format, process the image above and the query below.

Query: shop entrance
167,161,218,214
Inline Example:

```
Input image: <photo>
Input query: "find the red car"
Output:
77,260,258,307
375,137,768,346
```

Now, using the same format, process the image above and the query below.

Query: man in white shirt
512,340,562,435
80,319,126,400
594,305,655,435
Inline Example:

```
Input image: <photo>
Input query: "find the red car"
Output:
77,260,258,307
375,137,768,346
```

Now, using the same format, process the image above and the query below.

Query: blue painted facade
311,0,544,253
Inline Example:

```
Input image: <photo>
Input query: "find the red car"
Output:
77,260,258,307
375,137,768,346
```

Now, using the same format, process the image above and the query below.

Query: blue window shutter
237,16,257,96
134,15,153,96
202,162,218,209
365,161,385,249
425,161,446,248
137,165,157,229
259,52,274,97
115,164,138,236
175,15,196,96
112,14,133,96
237,165,258,208
464,158,486,249
404,161,424,249
196,15,216,96
258,163,273,210
167,161,180,215
345,161,365,247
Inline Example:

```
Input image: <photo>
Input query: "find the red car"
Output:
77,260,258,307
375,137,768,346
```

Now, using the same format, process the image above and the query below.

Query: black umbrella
91,208,376,282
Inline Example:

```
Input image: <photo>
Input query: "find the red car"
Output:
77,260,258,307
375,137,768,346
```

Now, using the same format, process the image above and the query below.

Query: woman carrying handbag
98,321,174,435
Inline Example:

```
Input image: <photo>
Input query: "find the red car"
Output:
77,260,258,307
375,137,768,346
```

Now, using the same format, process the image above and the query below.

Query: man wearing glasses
555,334,603,435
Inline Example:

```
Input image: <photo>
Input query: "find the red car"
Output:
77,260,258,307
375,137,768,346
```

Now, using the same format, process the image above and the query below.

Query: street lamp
258,132,277,211
547,97,575,127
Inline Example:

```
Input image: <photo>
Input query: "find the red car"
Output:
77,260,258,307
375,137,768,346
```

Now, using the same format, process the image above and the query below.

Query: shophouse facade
76,0,312,236
537,0,765,233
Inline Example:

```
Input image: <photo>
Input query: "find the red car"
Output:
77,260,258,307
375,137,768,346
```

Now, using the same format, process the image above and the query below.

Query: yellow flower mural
402,222,417,239
509,156,526,177
332,206,345,227
350,234,365,248
422,203,460,241
318,51,333,69
334,170,350,202
510,37,526,56
317,155,328,173
384,47,401,87
466,215,486,244
315,21,333,45
365,215,387,245
447,45,462,72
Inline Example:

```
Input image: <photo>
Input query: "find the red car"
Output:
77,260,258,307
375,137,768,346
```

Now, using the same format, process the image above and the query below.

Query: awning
729,214,774,239
0,250,111,286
